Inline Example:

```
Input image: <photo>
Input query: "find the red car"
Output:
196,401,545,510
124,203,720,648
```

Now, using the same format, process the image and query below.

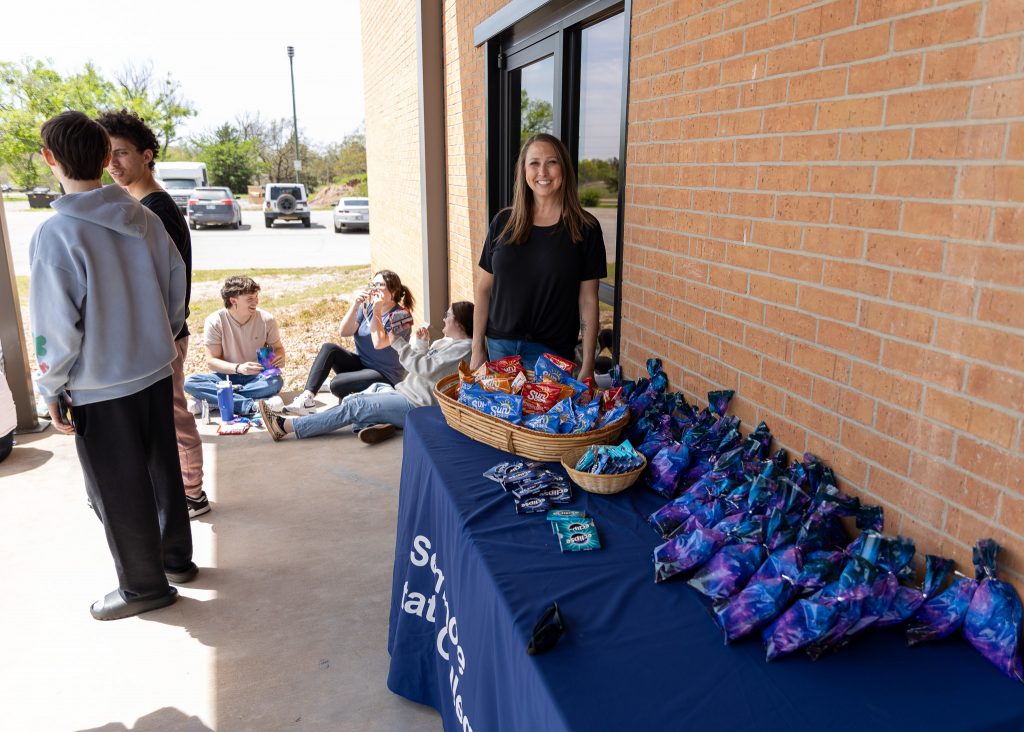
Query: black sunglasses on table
527,602,565,656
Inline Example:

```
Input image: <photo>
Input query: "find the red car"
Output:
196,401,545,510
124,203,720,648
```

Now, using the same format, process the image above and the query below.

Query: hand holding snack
236,361,263,376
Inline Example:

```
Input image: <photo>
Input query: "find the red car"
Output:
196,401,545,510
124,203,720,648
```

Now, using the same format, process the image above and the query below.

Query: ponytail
399,285,416,312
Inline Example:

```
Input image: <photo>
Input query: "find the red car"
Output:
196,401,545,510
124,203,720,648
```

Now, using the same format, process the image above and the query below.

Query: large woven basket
560,445,647,495
434,372,629,462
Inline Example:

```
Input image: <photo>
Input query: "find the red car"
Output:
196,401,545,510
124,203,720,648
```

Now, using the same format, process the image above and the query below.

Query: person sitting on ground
259,301,473,444
285,269,414,414
184,275,285,416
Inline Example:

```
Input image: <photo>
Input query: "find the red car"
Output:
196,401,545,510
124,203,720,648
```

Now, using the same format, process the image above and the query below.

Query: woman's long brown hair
498,133,596,246
376,269,415,311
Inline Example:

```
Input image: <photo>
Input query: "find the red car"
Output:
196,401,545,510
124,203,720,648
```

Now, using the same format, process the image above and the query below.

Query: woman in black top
472,133,607,379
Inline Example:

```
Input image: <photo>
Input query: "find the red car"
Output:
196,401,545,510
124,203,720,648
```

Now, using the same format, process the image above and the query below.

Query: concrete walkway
0,409,442,732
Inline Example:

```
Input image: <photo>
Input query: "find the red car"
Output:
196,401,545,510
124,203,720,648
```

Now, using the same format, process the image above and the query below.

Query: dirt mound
310,182,360,208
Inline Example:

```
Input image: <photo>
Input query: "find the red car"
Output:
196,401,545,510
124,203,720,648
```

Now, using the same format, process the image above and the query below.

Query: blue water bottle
216,379,234,421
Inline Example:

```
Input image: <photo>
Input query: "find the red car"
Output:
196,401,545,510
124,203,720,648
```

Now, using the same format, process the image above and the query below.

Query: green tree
191,123,259,193
111,62,195,156
520,89,553,146
336,128,366,178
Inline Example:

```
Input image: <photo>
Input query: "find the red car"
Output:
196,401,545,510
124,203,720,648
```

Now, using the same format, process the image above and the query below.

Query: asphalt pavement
1,198,371,273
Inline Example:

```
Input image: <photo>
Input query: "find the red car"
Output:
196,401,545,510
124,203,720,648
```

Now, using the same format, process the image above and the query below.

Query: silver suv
264,183,311,228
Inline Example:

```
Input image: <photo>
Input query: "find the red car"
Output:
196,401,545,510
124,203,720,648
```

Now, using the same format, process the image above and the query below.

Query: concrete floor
0,406,443,732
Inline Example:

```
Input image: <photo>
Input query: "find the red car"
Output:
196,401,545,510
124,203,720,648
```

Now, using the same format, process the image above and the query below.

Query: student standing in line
30,111,194,620
97,109,209,520
471,133,606,379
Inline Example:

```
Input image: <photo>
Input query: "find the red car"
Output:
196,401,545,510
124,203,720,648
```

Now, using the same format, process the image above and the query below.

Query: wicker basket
433,372,629,462
559,445,647,495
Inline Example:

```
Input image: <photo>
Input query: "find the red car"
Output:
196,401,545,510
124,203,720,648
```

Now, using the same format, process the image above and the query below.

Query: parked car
333,197,369,233
187,187,242,229
264,183,311,228
0,183,12,193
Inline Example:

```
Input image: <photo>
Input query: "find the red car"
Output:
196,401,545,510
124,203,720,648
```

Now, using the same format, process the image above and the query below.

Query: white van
155,162,209,214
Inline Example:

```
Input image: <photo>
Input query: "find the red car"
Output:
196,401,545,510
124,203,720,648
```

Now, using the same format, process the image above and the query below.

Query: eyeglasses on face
526,602,564,655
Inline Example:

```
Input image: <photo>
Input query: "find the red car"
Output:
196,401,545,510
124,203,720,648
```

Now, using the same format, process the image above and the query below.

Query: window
481,0,631,360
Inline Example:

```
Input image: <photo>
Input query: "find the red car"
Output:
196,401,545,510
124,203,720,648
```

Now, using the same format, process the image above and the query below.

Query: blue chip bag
598,404,628,429
458,383,522,424
548,398,577,434
571,400,601,433
963,539,1024,682
524,412,560,433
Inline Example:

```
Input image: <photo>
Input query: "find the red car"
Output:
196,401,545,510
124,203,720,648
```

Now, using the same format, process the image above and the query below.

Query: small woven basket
433,372,629,462
559,445,647,495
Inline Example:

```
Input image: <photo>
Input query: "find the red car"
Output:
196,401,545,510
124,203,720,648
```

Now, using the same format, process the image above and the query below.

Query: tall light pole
287,45,300,184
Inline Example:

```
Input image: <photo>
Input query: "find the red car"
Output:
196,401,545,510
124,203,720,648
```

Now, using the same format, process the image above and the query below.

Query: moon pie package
962,539,1024,682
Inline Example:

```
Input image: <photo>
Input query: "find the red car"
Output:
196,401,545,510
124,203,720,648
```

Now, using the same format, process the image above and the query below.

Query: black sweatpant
72,376,192,597
304,342,387,401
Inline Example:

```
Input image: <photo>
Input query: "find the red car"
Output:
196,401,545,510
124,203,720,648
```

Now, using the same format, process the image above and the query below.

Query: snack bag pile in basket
455,353,627,433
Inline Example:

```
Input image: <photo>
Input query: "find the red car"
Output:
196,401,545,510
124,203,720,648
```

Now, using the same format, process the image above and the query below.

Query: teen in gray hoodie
29,111,192,621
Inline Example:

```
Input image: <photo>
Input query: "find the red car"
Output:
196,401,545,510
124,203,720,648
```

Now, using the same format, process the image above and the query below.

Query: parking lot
1,201,371,272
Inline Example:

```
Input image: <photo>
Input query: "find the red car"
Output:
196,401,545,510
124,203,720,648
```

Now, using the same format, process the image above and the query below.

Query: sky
0,0,365,147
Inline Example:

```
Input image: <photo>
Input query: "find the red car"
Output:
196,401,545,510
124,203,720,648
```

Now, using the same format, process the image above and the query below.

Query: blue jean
183,372,283,415
292,382,413,439
486,338,557,372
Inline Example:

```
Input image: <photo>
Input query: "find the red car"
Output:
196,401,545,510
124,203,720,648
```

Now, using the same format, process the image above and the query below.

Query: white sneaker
284,394,317,415
187,399,203,416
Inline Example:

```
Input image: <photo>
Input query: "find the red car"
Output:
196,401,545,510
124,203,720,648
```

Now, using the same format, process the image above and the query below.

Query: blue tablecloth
388,407,1024,731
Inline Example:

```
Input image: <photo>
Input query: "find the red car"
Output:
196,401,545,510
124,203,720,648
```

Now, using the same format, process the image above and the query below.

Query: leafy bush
579,188,601,207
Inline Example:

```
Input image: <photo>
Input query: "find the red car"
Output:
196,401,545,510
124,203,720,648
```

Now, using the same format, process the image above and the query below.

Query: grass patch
191,265,363,284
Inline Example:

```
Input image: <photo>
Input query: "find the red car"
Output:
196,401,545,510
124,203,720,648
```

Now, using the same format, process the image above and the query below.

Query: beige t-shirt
203,308,281,363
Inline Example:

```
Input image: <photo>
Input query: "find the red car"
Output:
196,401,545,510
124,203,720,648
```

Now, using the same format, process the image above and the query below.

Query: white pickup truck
154,162,209,214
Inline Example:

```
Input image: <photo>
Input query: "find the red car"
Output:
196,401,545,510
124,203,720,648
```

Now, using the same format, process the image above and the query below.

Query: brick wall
360,1,426,311
624,0,1024,581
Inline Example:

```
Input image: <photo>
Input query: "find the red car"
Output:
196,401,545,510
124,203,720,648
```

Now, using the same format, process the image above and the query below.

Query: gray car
333,197,369,232
187,187,242,229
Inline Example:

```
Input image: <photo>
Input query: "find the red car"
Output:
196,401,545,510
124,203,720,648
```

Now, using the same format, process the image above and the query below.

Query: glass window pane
517,56,554,147
578,13,624,330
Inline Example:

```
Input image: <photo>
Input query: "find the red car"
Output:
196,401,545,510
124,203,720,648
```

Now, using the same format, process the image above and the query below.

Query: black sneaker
186,491,211,519
358,423,396,445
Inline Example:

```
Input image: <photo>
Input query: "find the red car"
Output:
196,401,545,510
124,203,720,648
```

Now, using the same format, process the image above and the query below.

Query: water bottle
216,380,234,422
201,400,211,425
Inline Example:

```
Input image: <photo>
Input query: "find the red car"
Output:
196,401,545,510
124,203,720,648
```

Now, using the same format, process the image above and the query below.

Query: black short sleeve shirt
478,210,607,360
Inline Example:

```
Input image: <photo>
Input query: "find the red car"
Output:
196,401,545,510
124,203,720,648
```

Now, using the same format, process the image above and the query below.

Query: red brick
977,288,1024,329
776,194,831,222
706,312,746,345
806,434,869,485
764,103,816,132
704,31,744,62
866,233,944,273
858,0,931,23
786,394,841,438
813,378,875,425
945,507,1001,556
823,25,890,65
818,320,882,361
876,165,957,199
810,165,873,193
1009,123,1024,160
721,341,763,373
745,15,795,51
722,293,767,323
730,191,775,217
955,436,1024,486
893,4,981,51
924,39,1020,84
851,362,923,410
725,0,769,29
782,133,839,161
881,340,966,389
832,197,901,230
935,320,1024,372
718,110,762,136
765,304,819,339
758,165,809,191
870,468,947,526
767,40,822,75
740,374,786,412
984,0,1024,35
745,325,791,361
716,165,758,189
804,226,863,258
912,125,1005,160
787,68,848,101
842,423,912,474
818,97,884,129
708,264,749,294
848,55,923,93
823,261,890,297
736,136,782,162
795,0,856,40
771,415,810,453
799,285,858,322
909,454,1001,519
889,272,975,317
840,130,911,160
972,79,1024,119
966,364,1024,408
994,207,1024,244
961,165,1024,203
945,243,1024,287
753,220,802,249
740,78,788,106
903,202,990,240
763,358,814,398
750,273,798,305
684,9,725,42
886,87,972,125
860,302,935,343
793,341,852,381
928,388,1019,450
726,241,770,271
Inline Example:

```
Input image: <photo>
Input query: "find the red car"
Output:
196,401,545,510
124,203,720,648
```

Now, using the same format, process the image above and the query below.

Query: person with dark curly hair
96,109,208,520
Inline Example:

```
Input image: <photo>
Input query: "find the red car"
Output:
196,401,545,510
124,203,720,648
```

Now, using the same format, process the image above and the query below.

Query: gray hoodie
29,184,186,406
393,335,472,408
